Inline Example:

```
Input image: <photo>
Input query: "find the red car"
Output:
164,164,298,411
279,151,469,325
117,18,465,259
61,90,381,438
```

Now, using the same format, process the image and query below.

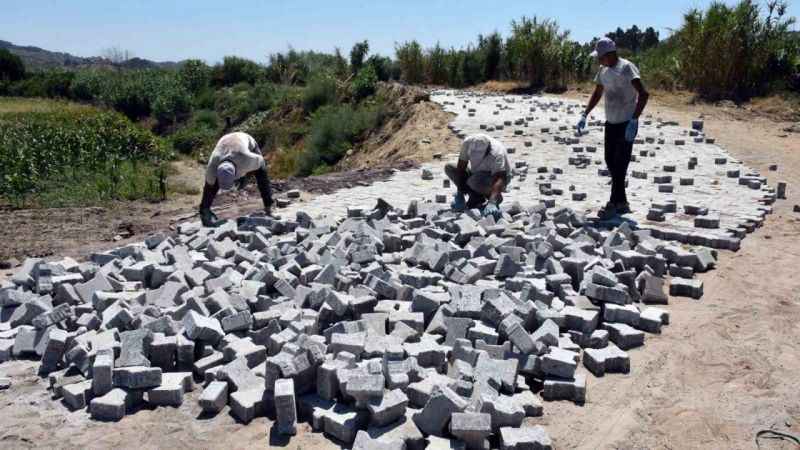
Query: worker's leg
604,122,628,205
253,167,273,213
466,171,494,209
615,128,634,206
444,163,470,193
199,181,219,211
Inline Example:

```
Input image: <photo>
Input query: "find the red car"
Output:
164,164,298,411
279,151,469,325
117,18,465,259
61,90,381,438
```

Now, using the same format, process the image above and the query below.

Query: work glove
451,193,466,212
482,201,500,220
200,208,219,228
625,119,639,142
576,113,587,134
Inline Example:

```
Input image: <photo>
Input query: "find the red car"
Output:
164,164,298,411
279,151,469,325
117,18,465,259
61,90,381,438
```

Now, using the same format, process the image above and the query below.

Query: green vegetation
1,1,797,209
0,98,169,207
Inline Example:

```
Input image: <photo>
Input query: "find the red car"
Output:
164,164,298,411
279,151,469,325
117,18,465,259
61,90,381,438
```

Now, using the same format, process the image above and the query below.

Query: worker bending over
445,134,511,219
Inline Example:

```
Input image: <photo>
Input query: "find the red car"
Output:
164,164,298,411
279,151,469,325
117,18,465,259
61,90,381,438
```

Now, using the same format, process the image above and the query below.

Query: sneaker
616,202,632,214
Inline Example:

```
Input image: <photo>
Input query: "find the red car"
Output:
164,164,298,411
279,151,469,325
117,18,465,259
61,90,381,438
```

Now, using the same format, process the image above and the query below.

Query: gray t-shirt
458,134,511,178
594,58,641,124
205,132,266,186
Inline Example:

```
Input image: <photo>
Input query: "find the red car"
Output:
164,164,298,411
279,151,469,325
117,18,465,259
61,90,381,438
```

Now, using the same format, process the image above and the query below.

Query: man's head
592,37,618,67
216,161,236,190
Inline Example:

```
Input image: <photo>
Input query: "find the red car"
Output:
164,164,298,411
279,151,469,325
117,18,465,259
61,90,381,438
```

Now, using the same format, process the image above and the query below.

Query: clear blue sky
3,0,798,63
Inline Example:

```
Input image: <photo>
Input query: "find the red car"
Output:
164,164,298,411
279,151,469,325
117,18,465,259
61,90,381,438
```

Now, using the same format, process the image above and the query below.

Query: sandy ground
1,91,800,449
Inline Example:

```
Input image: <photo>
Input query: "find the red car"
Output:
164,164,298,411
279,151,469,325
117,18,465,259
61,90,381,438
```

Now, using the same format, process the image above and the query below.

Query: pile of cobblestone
1,195,721,449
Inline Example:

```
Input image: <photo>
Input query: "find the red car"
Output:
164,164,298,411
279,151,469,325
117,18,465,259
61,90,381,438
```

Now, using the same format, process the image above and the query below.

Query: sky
2,0,799,63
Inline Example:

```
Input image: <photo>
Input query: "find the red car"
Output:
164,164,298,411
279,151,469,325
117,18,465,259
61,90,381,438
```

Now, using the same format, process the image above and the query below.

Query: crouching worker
199,131,273,227
444,134,511,219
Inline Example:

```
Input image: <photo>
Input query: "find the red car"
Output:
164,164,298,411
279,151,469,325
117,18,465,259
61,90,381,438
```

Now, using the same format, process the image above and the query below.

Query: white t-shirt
458,134,511,177
205,132,266,186
594,58,641,124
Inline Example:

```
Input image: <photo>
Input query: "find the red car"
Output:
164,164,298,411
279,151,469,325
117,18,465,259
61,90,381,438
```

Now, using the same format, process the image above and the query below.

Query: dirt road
0,91,799,449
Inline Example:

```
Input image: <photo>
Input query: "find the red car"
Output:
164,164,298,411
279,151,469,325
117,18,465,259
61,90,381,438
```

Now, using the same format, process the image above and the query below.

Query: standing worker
445,133,512,220
199,132,273,227
577,37,649,220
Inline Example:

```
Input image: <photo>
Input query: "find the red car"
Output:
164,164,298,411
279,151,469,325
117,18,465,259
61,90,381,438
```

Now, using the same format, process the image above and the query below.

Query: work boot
598,202,618,220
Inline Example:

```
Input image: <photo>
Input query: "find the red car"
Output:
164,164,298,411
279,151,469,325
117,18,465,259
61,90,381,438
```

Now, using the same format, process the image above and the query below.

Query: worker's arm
488,173,508,204
253,166,273,214
583,84,604,117
631,78,649,119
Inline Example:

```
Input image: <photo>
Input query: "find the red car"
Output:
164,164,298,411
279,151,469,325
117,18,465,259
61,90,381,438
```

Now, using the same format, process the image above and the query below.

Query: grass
0,96,93,114
0,99,169,208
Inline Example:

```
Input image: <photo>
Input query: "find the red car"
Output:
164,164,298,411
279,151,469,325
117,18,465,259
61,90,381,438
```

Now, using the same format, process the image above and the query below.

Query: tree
480,32,503,81
642,27,660,50
103,46,133,64
0,48,25,82
350,40,370,74
395,41,425,84
179,59,211,93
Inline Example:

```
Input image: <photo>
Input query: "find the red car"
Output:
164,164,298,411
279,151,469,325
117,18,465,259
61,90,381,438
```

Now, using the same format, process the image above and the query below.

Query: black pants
200,167,273,211
604,121,634,205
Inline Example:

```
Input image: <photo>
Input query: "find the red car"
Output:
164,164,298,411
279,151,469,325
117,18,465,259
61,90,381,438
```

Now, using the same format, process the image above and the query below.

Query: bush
152,80,192,127
0,49,25,82
179,59,211,93
0,104,169,207
170,122,217,154
676,0,797,100
302,73,338,113
7,70,75,98
212,56,263,86
297,102,385,176
351,66,378,101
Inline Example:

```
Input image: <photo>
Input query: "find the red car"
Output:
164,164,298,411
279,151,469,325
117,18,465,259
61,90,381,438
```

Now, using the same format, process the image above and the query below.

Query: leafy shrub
0,104,169,206
179,59,211,93
170,122,217,154
351,65,378,101
152,79,192,127
0,49,25,82
297,102,385,176
677,0,797,100
302,73,338,113
7,70,75,98
211,56,263,86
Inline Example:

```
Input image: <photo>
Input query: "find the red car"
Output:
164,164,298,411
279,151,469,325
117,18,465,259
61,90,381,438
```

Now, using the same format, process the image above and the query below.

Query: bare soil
1,89,800,449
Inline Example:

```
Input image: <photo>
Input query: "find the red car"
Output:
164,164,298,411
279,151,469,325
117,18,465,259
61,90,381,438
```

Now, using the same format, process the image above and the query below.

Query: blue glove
576,113,587,134
483,201,500,219
625,119,639,142
451,193,466,212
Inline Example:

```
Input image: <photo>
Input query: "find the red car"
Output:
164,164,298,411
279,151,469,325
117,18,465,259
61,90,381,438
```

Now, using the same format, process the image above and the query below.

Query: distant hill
0,39,182,71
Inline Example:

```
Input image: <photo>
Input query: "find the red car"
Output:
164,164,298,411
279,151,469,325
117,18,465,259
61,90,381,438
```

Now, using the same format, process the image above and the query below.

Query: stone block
540,348,578,379
229,388,266,424
583,343,630,376
542,373,586,404
199,380,229,414
601,323,644,350
450,412,492,450
412,385,469,436
275,378,298,435
112,366,162,389
63,379,93,410
499,425,553,450
367,389,408,428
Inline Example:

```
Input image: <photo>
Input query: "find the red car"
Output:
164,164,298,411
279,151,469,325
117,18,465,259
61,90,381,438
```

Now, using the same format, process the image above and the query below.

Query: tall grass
0,102,169,207
677,0,796,100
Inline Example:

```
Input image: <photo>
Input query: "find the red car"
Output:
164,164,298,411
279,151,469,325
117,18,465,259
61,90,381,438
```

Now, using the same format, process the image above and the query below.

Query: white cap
216,161,236,190
591,37,617,59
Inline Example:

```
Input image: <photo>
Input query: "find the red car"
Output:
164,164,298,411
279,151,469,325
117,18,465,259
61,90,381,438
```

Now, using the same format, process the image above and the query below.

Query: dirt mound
335,83,460,171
